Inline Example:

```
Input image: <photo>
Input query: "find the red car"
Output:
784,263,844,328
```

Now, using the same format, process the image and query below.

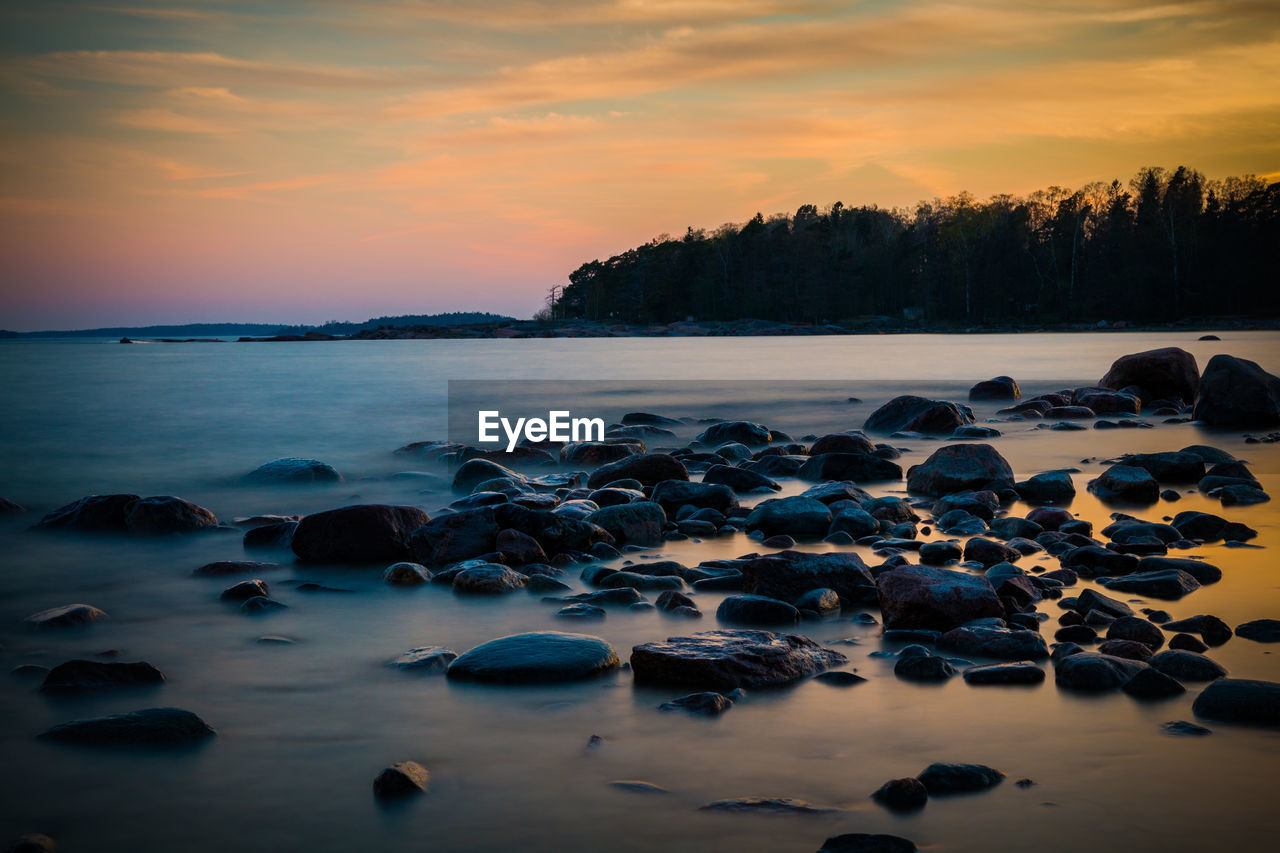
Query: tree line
547,167,1279,326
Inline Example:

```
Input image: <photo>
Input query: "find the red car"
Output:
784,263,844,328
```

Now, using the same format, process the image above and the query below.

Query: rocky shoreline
5,345,1280,853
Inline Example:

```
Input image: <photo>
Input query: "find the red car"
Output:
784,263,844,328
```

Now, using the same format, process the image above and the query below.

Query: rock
37,707,215,746
240,596,286,614
865,395,974,434
872,776,929,811
447,632,619,684
452,563,529,594
383,562,431,585
906,444,1013,496
1162,720,1211,736
372,761,429,799
1123,667,1186,699
877,566,1003,630
193,560,280,578
24,604,107,630
554,603,605,621
1101,569,1200,600
1149,650,1227,681
696,421,772,447
809,433,875,455
1074,388,1140,415
658,691,734,715
1217,484,1270,506
744,497,832,538
1073,588,1134,619
818,834,917,853
740,551,876,606
1087,465,1159,504
1014,471,1075,504
702,465,781,495
1135,556,1221,585
652,480,735,515
244,457,341,484
494,528,547,564
918,540,962,565
1169,633,1209,653
585,502,667,545
1106,617,1166,650
828,507,881,539
655,589,701,616
963,662,1045,684
916,762,1004,794
587,453,689,489
5,833,56,853
292,504,429,564
717,594,800,625
40,660,164,692
894,653,956,681
561,441,641,466
963,538,1021,566
1193,354,1280,426
969,376,1020,401
243,520,297,550
388,647,457,672
939,626,1048,661
630,629,846,690
796,453,903,482
118,496,217,535
814,671,866,687
699,797,833,815
1044,406,1095,419
608,780,669,794
1097,639,1154,661
1236,619,1280,643
1120,452,1205,484
795,587,841,614
1055,653,1148,691
1099,347,1200,403
1162,614,1232,645
35,494,141,531
219,579,269,602
1192,678,1280,725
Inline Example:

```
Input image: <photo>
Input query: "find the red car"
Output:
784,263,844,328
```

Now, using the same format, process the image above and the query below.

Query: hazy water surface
1,331,1278,853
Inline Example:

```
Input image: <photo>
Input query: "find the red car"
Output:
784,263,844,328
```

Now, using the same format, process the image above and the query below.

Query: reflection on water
1,332,1279,852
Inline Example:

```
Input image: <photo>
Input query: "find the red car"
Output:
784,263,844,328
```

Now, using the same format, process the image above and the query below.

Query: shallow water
1,332,1279,853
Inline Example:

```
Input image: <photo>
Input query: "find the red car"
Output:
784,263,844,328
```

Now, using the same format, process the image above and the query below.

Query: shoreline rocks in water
36,494,217,535
446,632,620,683
37,707,216,746
292,504,430,564
630,630,847,690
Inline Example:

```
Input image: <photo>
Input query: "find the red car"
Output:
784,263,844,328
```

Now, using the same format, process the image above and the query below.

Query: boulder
1087,465,1159,504
740,550,876,606
37,707,215,746
293,504,429,564
1073,388,1140,415
388,647,457,672
1192,678,1280,726
651,480,735,513
745,497,832,538
1162,614,1232,646
1193,354,1280,426
244,457,341,484
716,594,800,625
864,396,974,434
796,453,903,482
818,834,918,853
702,464,780,494
587,453,689,489
1122,667,1186,699
809,432,876,455
40,660,164,692
1149,650,1227,681
906,444,1013,496
1235,619,1280,643
495,528,547,564
872,777,929,811
962,662,1045,685
24,604,107,630
1099,347,1200,403
35,494,141,531
373,761,430,799
1135,556,1221,585
1119,452,1205,484
243,520,297,550
916,763,1004,794
938,626,1048,661
630,629,846,690
969,376,1020,401
658,691,735,715
452,458,523,494
1054,653,1147,691
1014,471,1075,504
1101,570,1200,600
452,563,528,594
1105,617,1165,649
116,496,217,535
876,566,1004,631
446,632,620,683
695,421,772,447
585,501,666,545
829,507,880,539
560,441,641,466
894,653,956,682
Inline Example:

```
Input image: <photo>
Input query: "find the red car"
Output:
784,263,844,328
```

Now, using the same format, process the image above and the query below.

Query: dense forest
8,312,515,337
548,167,1280,326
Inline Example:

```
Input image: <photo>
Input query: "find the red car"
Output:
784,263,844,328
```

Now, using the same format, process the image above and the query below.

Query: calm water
1,332,1279,853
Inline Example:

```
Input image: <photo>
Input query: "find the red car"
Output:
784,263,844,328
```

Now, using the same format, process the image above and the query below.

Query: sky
1,0,1278,330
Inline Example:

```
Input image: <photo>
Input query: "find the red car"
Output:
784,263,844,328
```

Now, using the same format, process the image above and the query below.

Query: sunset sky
2,0,1278,329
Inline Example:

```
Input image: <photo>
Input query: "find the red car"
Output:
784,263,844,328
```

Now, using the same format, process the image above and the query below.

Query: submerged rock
244,457,342,484
658,691,735,715
819,834,917,853
586,453,688,489
962,662,1045,685
38,707,215,746
447,632,619,684
872,776,929,811
388,647,458,672
1235,619,1280,643
699,797,835,815
1054,653,1147,691
916,762,1004,794
630,629,846,690
25,604,107,630
716,594,800,625
740,550,876,606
